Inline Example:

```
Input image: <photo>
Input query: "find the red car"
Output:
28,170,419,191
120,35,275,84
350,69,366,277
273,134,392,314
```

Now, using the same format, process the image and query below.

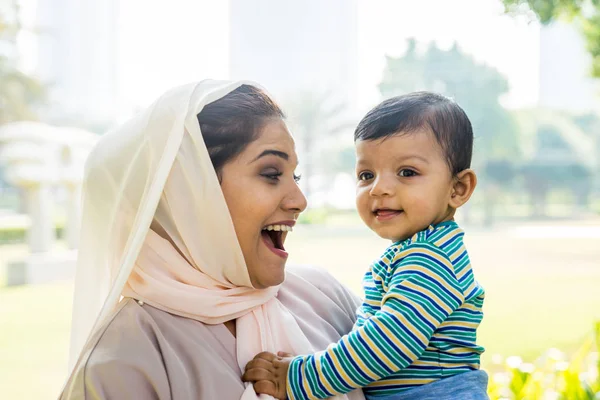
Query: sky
112,0,541,111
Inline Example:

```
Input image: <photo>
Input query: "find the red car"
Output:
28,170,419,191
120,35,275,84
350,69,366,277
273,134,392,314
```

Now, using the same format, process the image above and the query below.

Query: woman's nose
284,181,308,214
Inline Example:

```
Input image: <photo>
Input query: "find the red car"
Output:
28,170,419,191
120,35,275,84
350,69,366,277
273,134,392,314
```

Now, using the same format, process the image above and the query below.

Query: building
229,0,358,111
34,0,119,127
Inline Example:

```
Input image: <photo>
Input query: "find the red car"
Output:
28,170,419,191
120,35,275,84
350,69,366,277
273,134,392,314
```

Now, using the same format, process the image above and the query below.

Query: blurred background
0,0,599,399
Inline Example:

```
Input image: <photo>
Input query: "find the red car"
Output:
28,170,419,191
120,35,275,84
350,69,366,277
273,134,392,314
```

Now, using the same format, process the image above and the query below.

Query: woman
61,80,365,399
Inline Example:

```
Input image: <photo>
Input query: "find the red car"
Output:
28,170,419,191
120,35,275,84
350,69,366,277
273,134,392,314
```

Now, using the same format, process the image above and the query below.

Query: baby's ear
449,169,477,209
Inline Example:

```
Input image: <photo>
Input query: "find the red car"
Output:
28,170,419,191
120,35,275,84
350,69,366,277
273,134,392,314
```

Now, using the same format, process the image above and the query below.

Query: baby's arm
285,243,465,400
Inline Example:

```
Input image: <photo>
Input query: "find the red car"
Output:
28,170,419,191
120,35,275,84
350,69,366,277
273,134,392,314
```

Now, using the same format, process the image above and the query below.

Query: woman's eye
261,169,299,183
261,170,282,181
358,171,374,181
398,169,417,177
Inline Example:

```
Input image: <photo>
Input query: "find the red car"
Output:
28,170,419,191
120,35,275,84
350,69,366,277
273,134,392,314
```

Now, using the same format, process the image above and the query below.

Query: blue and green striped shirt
287,221,485,399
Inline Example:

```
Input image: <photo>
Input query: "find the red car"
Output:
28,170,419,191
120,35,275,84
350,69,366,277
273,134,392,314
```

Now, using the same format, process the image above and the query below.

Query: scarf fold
123,229,317,399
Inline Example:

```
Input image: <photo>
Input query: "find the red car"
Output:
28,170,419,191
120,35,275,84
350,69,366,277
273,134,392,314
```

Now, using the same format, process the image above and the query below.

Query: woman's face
220,119,307,289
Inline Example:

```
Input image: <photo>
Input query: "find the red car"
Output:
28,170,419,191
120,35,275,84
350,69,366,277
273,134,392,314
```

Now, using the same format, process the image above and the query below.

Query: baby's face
355,129,456,242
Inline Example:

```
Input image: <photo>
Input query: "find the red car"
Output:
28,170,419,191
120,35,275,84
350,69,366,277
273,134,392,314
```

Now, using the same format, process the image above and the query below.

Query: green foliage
487,321,600,399
503,0,589,23
503,0,600,77
0,3,45,123
483,159,516,186
284,91,353,198
0,223,65,244
0,57,45,123
318,144,356,179
572,112,600,134
297,207,329,225
521,123,594,208
378,39,520,164
509,108,598,213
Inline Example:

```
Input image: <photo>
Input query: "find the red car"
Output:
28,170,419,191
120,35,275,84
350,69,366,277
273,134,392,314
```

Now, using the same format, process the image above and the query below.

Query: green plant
487,322,600,399
0,223,65,244
297,208,329,225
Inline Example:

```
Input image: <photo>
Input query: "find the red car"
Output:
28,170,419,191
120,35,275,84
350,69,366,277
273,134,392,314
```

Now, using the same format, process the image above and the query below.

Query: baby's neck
396,217,458,243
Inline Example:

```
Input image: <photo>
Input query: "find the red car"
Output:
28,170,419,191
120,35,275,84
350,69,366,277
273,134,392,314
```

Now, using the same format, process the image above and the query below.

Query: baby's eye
358,171,374,181
398,169,417,177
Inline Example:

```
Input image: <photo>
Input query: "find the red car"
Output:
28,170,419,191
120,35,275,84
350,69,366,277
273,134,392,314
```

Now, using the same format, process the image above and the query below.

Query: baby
244,92,487,400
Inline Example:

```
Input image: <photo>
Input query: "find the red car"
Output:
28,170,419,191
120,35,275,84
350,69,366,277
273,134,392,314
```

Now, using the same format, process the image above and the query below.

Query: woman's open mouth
261,223,293,259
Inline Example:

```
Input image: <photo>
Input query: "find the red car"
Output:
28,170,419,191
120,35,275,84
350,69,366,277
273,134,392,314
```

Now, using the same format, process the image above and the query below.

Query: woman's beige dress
61,266,366,400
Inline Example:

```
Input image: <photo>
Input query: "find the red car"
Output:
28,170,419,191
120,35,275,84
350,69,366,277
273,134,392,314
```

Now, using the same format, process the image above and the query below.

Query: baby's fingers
253,351,277,362
242,367,274,383
253,380,279,398
244,358,274,373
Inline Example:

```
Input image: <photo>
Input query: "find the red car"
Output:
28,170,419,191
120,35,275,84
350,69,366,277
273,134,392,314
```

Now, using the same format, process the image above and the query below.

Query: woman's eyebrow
251,149,289,163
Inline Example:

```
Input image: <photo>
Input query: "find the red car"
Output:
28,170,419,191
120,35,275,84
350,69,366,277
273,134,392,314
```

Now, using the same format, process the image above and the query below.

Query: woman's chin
251,265,286,289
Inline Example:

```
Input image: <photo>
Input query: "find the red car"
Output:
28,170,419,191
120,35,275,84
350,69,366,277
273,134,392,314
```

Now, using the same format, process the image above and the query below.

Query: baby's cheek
407,194,434,212
356,201,372,221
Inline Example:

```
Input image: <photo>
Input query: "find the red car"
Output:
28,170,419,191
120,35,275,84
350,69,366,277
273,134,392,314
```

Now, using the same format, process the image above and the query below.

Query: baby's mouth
373,209,403,220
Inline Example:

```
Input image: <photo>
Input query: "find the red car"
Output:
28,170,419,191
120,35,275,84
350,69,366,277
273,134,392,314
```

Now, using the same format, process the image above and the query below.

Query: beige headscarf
68,80,346,399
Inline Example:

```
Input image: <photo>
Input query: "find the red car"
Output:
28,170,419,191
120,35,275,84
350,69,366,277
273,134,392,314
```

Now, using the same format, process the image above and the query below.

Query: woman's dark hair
197,84,285,174
354,91,473,176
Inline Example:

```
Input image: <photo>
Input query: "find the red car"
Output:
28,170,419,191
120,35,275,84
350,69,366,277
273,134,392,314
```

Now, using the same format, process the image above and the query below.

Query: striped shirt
286,221,485,399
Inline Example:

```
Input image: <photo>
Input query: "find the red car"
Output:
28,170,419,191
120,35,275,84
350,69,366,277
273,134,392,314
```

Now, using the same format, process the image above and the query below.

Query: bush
0,224,65,244
487,322,600,399
298,208,330,225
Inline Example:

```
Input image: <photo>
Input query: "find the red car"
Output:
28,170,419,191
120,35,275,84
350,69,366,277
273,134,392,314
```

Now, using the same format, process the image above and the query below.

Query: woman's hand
242,351,293,400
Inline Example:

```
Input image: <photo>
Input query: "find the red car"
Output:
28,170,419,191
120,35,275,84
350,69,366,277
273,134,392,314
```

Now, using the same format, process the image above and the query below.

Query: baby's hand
242,351,293,400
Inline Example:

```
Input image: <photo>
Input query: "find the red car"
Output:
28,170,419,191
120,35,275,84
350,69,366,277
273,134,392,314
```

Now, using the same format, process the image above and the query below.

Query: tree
503,0,600,76
326,145,356,176
283,91,353,201
522,124,593,216
0,1,45,124
0,1,45,214
379,39,520,165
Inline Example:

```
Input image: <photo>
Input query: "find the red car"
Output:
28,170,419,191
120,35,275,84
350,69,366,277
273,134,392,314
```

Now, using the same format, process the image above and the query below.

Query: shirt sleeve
286,243,465,400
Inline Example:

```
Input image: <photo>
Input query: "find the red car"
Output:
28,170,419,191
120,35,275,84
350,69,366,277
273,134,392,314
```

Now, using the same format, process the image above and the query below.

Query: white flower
554,361,569,372
519,363,535,373
492,372,510,385
546,348,564,361
506,355,523,369
491,354,504,365
541,389,560,400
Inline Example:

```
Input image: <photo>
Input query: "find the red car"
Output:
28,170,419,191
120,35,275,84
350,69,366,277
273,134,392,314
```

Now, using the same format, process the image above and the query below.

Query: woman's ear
449,169,477,209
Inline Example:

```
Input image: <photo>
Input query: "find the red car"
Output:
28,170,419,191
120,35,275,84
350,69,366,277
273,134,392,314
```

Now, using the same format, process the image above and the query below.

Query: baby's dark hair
354,91,473,176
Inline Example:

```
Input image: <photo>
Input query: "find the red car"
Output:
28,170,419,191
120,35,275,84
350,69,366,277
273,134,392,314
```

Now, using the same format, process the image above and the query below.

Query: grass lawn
1,220,599,399
0,281,72,399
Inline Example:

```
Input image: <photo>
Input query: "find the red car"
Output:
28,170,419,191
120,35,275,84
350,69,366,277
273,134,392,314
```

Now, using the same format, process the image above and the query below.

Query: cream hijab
69,80,346,399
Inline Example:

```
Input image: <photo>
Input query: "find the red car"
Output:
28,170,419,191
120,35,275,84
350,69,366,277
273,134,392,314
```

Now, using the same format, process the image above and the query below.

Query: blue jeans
364,370,489,400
